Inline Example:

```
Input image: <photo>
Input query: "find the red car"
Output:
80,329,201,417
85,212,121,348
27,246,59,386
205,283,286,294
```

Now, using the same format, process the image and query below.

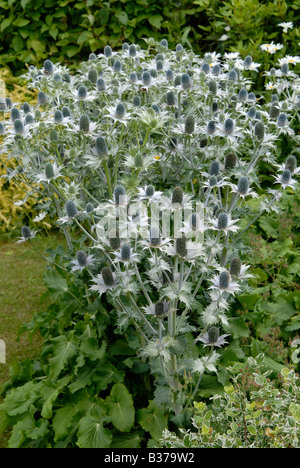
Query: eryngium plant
0,40,299,429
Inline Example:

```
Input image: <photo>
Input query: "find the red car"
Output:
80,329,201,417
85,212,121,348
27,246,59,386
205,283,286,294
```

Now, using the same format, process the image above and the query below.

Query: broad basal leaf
137,400,167,440
106,383,135,432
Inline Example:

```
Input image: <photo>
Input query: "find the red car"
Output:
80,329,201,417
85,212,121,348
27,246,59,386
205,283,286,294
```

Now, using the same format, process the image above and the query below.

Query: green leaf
49,335,78,381
41,375,71,419
265,298,296,325
226,317,249,338
1,18,12,32
77,31,93,44
264,355,284,374
65,46,81,58
115,11,128,25
248,425,257,435
148,15,163,29
137,400,167,440
77,406,112,448
110,432,141,448
106,383,135,432
12,34,25,52
8,413,49,448
80,338,107,361
289,403,300,422
13,18,30,27
0,381,40,417
44,271,68,298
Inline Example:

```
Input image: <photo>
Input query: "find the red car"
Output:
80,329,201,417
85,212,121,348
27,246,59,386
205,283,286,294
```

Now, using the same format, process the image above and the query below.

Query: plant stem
103,159,113,199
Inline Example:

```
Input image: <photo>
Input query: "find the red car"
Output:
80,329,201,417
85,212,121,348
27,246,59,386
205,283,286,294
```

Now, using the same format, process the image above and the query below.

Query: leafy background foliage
0,0,299,72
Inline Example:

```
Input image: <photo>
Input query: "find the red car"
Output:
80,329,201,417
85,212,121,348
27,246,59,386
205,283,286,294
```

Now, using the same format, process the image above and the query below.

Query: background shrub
0,0,299,75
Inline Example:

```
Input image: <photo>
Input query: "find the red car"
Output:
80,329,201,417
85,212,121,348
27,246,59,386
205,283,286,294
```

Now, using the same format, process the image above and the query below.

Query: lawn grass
0,234,57,447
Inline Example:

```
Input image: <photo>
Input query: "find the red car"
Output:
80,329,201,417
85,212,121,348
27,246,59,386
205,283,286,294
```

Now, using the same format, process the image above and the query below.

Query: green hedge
0,0,299,72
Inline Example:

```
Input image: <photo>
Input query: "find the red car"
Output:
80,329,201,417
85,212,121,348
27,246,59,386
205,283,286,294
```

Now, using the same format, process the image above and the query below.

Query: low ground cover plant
159,354,300,448
0,38,299,448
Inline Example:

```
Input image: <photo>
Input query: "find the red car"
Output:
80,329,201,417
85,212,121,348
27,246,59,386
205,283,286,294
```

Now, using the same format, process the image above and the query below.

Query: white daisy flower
261,42,284,54
278,21,293,33
33,211,48,222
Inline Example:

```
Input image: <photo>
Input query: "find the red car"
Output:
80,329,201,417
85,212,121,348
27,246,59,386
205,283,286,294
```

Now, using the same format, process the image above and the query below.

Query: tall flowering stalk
0,41,299,419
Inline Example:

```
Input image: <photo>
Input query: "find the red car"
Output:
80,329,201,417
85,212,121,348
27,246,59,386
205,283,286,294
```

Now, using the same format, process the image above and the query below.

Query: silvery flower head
171,186,183,206
243,55,252,67
54,109,63,124
90,267,117,296
97,78,106,91
274,169,297,189
129,72,137,83
11,107,20,122
13,119,24,135
185,115,195,134
114,184,126,205
209,161,220,176
16,226,38,244
113,60,122,73
198,327,230,348
71,250,95,272
142,71,151,87
43,59,54,75
104,45,112,57
254,120,265,141
166,91,176,106
209,270,241,295
238,87,248,101
38,91,47,106
79,114,90,133
201,62,210,74
166,69,174,81
285,155,298,174
129,44,137,57
66,200,78,218
209,211,239,233
181,73,192,90
156,60,163,71
277,113,287,127
212,64,221,76
207,120,216,135
228,70,237,82
88,68,98,84
114,244,139,264
224,118,234,135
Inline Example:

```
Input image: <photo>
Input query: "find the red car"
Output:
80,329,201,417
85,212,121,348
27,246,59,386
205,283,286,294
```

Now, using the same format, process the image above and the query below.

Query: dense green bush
0,0,299,74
